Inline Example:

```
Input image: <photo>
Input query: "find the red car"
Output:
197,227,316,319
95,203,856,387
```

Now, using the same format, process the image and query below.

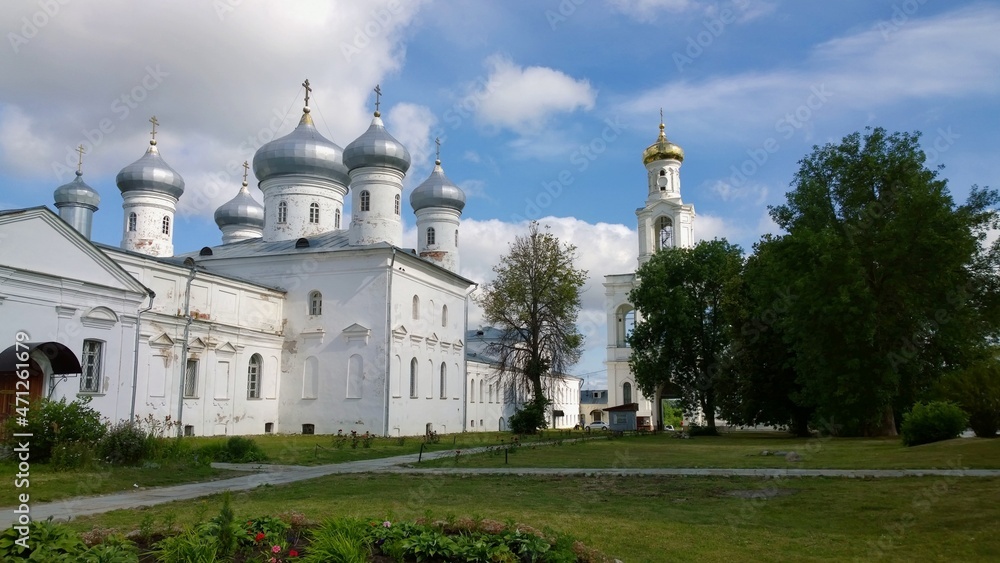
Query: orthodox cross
242,161,250,185
75,144,85,174
659,107,663,125
374,84,382,113
302,79,311,107
435,137,441,161
149,116,159,142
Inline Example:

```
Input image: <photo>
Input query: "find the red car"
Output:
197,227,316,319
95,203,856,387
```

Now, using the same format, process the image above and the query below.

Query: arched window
470,379,475,403
394,194,400,215
455,230,458,246
161,216,170,235
308,290,322,315
623,382,632,405
439,363,447,399
657,216,673,250
360,190,370,212
247,354,262,399
335,208,341,229
409,358,418,398
127,212,137,232
480,378,485,403
426,227,436,246
309,202,319,224
412,295,419,320
488,384,494,403
441,305,448,327
277,201,287,224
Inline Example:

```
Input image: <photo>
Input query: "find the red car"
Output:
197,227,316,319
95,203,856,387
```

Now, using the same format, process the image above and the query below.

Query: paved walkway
4,447,999,527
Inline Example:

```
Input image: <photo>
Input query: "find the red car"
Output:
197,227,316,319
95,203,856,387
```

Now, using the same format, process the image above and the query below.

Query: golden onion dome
642,122,684,165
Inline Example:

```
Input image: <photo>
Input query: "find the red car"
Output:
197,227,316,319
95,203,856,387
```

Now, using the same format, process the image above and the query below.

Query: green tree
939,354,1000,438
769,127,1000,436
717,235,813,436
628,238,744,433
476,222,586,429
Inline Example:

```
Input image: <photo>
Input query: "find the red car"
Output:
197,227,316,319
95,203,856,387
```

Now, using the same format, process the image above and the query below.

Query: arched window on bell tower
656,216,673,251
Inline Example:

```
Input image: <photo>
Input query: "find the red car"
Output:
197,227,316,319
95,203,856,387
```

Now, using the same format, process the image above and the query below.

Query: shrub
3,397,105,463
939,359,1000,438
198,436,267,463
687,424,719,437
509,400,549,435
98,420,154,466
900,401,968,446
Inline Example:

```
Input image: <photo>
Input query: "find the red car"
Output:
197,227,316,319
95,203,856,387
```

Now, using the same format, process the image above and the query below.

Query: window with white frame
162,215,170,235
360,190,370,211
335,208,341,229
309,202,320,223
277,201,287,223
127,212,137,232
247,354,262,399
426,227,436,245
80,339,103,393
183,359,198,398
394,194,400,215
309,290,322,315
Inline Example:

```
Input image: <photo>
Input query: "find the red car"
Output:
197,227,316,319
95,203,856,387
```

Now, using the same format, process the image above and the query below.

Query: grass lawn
63,472,1000,562
420,432,1000,470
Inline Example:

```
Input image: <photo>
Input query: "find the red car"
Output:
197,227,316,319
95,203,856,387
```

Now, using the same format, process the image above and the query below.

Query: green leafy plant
400,528,460,562
98,420,154,466
150,528,218,563
939,359,1000,438
509,400,550,435
4,397,105,462
301,518,371,563
0,518,87,560
901,401,968,446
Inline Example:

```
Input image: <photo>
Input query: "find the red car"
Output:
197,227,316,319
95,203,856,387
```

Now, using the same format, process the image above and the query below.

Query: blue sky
2,0,998,388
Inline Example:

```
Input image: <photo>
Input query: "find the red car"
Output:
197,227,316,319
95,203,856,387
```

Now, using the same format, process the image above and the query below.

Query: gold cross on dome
75,144,85,174
149,116,159,142
242,161,250,184
659,107,664,125
374,84,382,112
302,79,311,107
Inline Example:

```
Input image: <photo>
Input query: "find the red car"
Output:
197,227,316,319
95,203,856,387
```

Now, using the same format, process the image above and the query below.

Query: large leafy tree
717,235,813,436
476,222,587,416
769,127,1000,436
628,238,744,433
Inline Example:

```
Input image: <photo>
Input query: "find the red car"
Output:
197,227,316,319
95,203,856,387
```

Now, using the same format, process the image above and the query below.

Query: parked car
587,421,609,431
664,425,676,432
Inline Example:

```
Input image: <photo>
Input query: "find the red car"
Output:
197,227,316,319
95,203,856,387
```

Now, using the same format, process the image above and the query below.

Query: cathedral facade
0,87,478,437
604,119,695,430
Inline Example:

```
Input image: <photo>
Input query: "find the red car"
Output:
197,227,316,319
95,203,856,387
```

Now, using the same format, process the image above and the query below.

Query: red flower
289,549,299,557
255,532,266,542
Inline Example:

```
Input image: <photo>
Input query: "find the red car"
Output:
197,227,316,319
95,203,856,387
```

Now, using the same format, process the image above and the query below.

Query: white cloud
608,0,774,23
473,55,596,135
386,102,438,186
606,0,696,21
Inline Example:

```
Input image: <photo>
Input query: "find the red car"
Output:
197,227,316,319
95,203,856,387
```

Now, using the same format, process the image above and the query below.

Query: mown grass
63,472,1000,562
421,432,1000,469
0,460,242,504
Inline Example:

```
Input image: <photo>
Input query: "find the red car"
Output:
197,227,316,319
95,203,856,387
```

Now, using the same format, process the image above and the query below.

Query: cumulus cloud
473,54,596,135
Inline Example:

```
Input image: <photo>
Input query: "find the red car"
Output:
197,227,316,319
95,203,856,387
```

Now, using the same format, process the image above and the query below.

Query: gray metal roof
214,183,264,229
116,143,185,199
410,160,465,212
53,172,101,209
343,113,411,173
252,111,351,186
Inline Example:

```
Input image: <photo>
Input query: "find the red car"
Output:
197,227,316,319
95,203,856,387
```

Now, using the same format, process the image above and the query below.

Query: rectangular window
80,340,103,393
183,359,198,398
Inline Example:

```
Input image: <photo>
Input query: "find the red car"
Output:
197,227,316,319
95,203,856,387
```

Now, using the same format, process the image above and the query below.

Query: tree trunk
869,404,898,437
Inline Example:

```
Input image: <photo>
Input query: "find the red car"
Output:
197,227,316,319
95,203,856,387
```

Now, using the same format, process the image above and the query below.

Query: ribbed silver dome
54,171,101,209
116,143,185,199
410,160,465,212
252,111,350,186
343,113,411,173
214,182,264,229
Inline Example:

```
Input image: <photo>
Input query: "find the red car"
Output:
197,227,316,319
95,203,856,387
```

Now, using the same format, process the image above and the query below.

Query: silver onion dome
343,112,411,173
252,110,350,186
410,159,466,212
214,182,264,229
54,171,101,209
116,142,185,200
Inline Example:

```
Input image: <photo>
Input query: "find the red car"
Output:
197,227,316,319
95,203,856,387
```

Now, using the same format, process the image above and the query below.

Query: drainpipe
382,248,397,437
177,263,197,436
129,290,156,420
463,282,478,432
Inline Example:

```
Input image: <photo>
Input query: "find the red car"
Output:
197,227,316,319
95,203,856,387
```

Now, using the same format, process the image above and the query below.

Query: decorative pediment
409,334,424,346
342,323,371,345
188,337,209,350
215,341,237,355
453,339,464,351
56,305,78,319
149,333,175,349
81,306,120,329
392,325,408,343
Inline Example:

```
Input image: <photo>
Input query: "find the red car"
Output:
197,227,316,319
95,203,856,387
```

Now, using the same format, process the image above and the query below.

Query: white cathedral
0,83,687,437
